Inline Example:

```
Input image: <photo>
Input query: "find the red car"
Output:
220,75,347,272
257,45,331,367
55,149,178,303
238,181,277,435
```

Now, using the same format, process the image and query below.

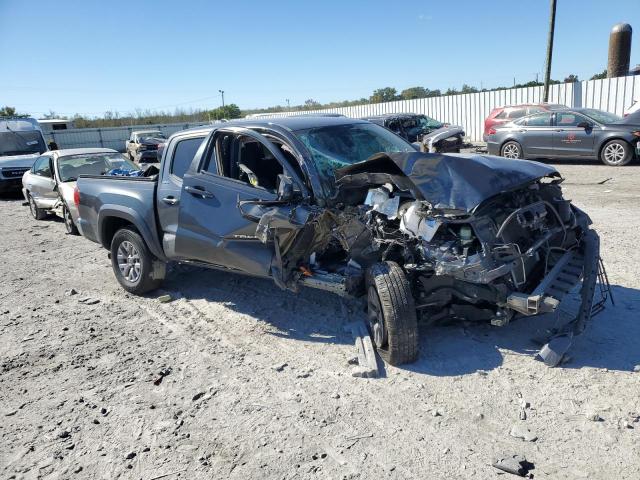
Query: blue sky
1,0,638,118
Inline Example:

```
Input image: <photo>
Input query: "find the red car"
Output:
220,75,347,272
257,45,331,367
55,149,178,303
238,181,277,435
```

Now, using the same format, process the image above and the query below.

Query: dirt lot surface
1,160,639,480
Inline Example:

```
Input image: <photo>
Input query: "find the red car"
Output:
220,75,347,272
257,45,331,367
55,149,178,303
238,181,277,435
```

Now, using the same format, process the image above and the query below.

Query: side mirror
277,174,294,201
577,121,592,129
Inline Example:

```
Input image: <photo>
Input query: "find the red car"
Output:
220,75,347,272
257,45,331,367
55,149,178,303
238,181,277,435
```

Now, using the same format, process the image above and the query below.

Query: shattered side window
295,123,415,195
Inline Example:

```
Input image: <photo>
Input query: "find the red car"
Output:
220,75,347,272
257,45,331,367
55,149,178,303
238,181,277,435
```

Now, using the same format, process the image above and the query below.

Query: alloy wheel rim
503,144,520,159
604,143,625,164
117,240,142,283
367,286,387,348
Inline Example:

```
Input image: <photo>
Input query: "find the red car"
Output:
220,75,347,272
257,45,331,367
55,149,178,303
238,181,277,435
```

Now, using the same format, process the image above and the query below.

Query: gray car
486,108,640,166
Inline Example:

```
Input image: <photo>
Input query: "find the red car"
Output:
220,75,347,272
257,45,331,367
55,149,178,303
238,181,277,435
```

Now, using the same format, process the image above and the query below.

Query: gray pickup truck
76,116,604,366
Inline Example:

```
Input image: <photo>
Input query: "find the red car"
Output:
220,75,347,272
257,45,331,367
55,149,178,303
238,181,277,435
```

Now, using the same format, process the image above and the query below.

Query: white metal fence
44,122,208,151
253,75,640,142
44,75,640,147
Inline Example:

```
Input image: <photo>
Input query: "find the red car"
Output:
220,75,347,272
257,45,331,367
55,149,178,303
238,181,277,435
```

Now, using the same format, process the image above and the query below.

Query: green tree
0,106,28,117
564,74,579,83
444,87,459,96
400,87,429,100
208,103,242,120
461,84,479,94
370,87,398,103
590,69,607,80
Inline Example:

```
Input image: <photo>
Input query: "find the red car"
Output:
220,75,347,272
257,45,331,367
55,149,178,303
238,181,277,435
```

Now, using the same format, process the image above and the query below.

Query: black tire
500,140,523,159
110,227,165,295
27,193,47,220
366,261,419,366
63,203,79,235
600,139,632,166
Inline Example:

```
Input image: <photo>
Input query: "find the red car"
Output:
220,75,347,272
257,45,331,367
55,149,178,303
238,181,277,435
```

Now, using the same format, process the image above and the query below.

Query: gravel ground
1,159,639,480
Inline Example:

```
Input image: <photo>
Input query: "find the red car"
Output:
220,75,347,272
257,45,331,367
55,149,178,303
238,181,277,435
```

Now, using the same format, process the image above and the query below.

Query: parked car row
484,103,640,166
5,114,607,368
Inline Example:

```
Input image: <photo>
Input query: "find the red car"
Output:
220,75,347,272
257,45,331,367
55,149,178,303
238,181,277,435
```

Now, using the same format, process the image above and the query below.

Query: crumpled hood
336,152,560,213
0,153,39,169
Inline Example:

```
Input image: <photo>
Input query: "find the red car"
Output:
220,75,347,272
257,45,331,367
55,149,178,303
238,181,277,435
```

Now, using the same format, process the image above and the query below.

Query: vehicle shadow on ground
163,265,357,346
0,192,25,201
405,284,640,376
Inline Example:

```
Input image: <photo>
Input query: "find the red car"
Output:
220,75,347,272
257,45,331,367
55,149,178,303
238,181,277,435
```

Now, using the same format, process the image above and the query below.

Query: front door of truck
174,128,307,277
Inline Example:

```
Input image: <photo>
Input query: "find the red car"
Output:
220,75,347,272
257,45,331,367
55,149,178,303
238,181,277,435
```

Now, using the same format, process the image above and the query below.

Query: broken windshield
295,123,415,196
0,130,47,157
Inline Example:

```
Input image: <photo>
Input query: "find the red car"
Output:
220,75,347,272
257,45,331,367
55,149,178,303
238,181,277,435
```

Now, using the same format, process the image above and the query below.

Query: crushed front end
244,152,607,366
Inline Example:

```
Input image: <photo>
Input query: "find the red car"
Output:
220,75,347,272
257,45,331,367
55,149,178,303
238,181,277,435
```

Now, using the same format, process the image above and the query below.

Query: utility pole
286,98,290,110
219,90,225,107
543,0,557,102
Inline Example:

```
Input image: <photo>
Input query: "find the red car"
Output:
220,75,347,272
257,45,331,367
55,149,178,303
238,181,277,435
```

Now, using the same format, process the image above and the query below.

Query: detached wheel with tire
366,261,419,366
600,139,632,166
501,141,523,159
110,227,165,295
63,203,79,235
27,193,47,220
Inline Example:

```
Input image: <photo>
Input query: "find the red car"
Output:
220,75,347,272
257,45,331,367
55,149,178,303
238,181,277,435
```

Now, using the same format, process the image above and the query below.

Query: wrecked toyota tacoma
75,117,606,367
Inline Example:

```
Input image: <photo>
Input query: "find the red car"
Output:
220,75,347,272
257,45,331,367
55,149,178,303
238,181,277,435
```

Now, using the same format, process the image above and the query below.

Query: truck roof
210,115,367,132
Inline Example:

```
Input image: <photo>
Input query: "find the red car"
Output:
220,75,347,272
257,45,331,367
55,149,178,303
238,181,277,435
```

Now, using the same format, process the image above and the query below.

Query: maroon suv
483,103,566,141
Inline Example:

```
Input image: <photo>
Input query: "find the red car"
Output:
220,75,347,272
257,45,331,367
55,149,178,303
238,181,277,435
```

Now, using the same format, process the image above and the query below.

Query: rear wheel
110,228,165,295
27,193,47,220
600,139,632,166
366,261,419,366
63,203,79,235
501,141,523,159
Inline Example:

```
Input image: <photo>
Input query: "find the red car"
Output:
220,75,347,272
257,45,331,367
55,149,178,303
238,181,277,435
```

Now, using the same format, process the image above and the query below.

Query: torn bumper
535,230,601,366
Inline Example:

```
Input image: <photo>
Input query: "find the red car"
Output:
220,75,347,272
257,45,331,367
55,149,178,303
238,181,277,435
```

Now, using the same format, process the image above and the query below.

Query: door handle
185,185,215,198
161,196,178,205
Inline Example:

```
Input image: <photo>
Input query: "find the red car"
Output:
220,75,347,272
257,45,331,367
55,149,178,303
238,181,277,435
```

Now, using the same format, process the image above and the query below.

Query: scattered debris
331,392,340,399
272,363,287,372
78,297,100,305
492,454,535,477
597,177,613,185
192,392,205,402
431,410,441,417
347,321,378,378
157,294,172,303
509,423,538,442
587,412,603,422
126,452,136,460
633,365,640,373
65,288,78,296
153,367,172,386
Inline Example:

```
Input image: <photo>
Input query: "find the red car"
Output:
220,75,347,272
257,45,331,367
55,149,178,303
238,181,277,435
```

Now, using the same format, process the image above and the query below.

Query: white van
0,117,48,192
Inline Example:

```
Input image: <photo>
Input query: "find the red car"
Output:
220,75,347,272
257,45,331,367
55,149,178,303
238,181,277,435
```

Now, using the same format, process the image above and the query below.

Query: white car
22,148,138,234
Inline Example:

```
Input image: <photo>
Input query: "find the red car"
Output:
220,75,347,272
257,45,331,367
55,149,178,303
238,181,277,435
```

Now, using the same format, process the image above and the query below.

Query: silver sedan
486,108,640,166
22,148,137,234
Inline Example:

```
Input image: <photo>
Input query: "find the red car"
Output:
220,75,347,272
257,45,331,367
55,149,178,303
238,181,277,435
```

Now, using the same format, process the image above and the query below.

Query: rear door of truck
156,131,209,257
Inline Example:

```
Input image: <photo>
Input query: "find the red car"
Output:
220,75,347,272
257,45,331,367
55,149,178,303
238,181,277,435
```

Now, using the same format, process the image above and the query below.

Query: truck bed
76,174,166,260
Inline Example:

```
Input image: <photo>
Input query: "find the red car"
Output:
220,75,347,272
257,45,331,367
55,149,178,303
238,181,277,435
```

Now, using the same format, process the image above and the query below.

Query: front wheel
501,141,523,159
63,203,79,235
600,139,632,166
28,193,47,220
110,227,165,295
366,261,419,366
